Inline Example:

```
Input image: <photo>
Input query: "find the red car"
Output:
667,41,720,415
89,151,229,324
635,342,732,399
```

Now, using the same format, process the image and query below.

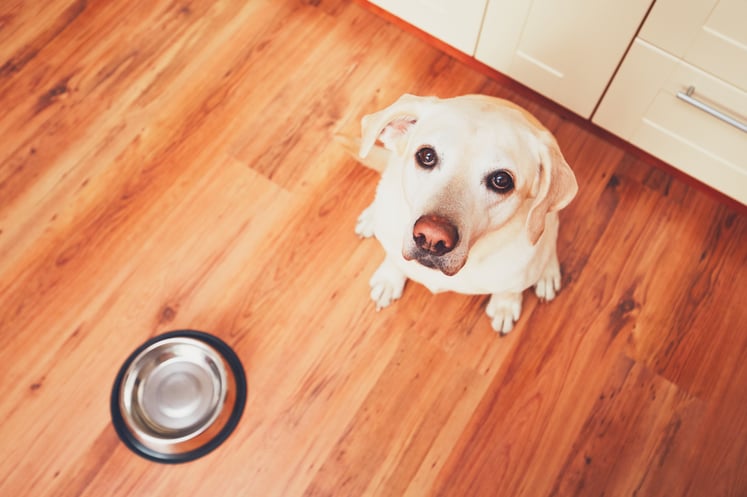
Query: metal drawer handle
676,86,747,134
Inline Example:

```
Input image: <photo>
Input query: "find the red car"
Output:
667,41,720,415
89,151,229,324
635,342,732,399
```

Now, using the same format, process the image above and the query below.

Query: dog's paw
486,292,523,335
534,254,562,301
369,260,407,311
355,205,376,238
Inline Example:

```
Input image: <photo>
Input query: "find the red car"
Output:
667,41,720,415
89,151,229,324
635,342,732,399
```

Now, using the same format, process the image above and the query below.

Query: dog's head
359,94,578,276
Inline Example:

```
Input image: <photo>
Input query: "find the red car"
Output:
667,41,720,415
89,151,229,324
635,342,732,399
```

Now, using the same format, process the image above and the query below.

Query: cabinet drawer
369,0,488,55
594,39,747,204
640,0,747,91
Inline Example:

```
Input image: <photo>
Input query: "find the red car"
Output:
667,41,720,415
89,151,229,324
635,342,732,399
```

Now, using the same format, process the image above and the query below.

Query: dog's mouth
403,249,467,276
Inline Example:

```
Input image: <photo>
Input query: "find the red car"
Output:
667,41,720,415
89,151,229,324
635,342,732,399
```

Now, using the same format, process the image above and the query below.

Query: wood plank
546,356,705,497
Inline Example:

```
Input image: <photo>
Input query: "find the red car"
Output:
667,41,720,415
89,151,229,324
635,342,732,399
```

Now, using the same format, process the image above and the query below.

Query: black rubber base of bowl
110,330,247,464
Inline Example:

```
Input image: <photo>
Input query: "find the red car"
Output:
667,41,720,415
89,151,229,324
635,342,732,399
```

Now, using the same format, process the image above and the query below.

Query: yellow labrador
352,94,578,334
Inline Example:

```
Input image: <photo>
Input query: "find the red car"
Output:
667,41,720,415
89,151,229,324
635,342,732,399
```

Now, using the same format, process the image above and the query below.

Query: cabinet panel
369,0,488,55
641,0,747,91
476,0,652,117
594,39,747,204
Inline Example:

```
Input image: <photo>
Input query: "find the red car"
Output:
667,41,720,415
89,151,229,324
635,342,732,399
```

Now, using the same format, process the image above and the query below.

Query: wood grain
0,1,745,496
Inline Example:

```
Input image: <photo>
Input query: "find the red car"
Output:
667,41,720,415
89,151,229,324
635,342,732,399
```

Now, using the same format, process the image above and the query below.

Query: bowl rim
110,330,247,464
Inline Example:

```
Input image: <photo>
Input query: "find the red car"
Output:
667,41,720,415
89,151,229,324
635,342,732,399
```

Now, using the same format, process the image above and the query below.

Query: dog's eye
415,147,438,169
487,170,514,193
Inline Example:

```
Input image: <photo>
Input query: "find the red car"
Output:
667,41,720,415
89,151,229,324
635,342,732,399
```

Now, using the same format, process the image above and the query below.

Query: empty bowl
110,330,247,463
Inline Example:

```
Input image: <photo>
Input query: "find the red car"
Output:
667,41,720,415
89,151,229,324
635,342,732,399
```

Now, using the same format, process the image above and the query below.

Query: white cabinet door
475,0,652,117
370,0,488,55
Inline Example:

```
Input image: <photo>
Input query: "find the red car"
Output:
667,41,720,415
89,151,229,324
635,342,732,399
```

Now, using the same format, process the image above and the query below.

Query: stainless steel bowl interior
119,337,232,453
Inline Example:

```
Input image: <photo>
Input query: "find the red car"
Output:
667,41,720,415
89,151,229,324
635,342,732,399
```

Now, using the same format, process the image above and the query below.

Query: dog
349,94,578,334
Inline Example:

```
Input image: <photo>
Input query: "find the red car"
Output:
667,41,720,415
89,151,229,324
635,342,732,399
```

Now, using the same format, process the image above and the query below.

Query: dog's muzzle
403,215,466,276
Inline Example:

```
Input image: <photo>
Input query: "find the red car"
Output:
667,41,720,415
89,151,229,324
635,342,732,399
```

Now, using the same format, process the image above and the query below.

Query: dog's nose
413,215,459,256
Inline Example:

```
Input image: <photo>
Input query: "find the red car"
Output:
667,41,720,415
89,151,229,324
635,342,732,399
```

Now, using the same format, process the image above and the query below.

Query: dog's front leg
355,204,376,238
486,292,523,334
369,257,407,311
534,250,562,301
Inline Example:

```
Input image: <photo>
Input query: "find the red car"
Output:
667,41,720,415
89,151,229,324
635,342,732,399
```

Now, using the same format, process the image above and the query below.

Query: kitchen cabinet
594,0,747,204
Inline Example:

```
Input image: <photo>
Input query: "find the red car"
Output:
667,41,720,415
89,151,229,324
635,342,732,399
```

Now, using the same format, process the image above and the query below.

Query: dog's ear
525,132,578,245
359,94,432,159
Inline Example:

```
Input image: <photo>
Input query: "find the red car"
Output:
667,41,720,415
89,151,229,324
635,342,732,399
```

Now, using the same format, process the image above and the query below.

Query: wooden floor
1,1,746,496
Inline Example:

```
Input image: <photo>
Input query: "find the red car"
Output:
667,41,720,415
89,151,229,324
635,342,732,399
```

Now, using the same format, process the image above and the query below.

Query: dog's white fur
352,94,578,334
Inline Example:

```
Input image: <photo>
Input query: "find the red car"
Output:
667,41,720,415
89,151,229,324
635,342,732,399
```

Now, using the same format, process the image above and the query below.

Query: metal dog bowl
111,330,247,463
